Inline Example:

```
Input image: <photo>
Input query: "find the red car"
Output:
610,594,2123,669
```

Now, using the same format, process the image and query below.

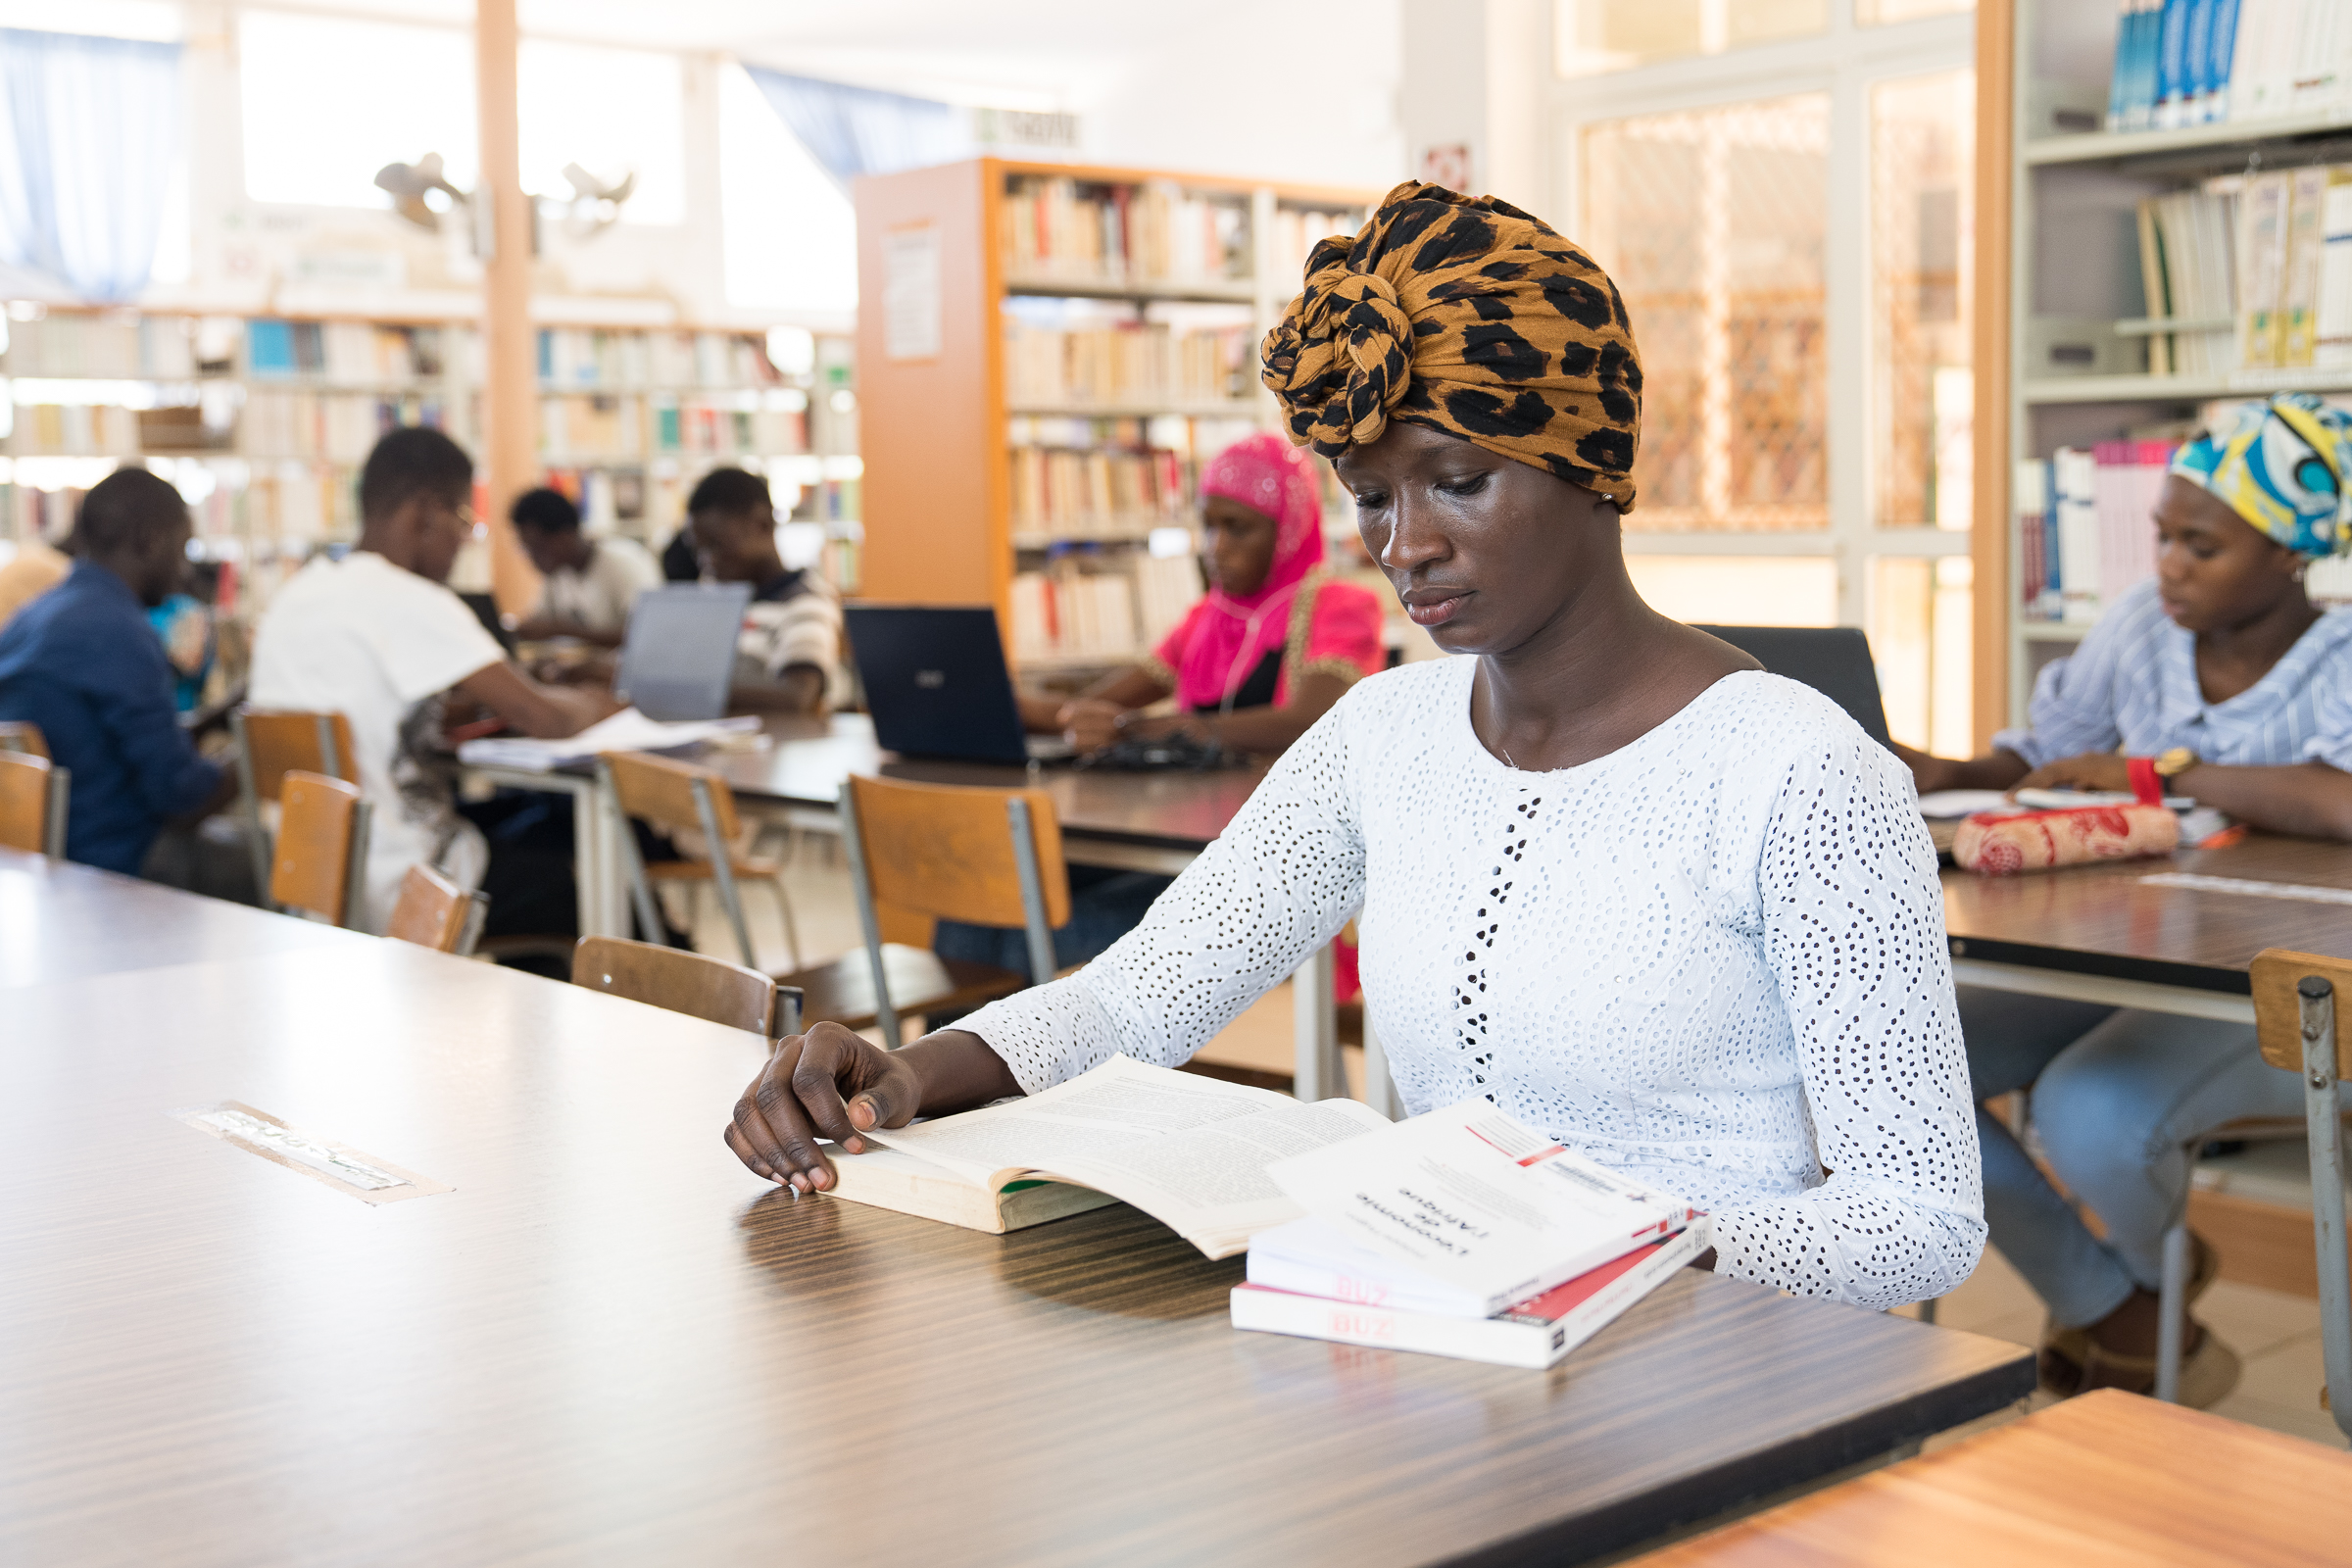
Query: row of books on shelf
541,395,812,462
2136,167,2352,376
1008,444,1190,541
1003,319,1250,409
537,328,784,390
249,319,448,381
2105,0,2351,131
1007,554,1201,663
3,313,229,378
2016,444,2168,622
1002,176,1250,288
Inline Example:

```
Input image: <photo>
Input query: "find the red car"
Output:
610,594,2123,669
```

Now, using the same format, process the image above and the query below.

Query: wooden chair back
271,770,370,926
0,720,48,759
0,750,66,857
385,863,476,954
570,936,786,1036
234,709,358,799
842,773,1070,929
2252,948,2352,1077
602,751,743,843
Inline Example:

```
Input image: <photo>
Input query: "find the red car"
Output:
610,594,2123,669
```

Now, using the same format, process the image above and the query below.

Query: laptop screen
615,583,754,721
844,605,1031,765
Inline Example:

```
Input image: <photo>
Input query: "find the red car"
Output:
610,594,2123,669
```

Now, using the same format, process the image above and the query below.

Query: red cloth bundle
1951,804,2180,876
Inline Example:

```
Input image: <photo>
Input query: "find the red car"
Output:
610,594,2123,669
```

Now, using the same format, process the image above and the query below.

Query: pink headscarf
1168,432,1327,710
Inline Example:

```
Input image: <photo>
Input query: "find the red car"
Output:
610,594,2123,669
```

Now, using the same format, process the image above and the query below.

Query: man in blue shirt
0,469,232,876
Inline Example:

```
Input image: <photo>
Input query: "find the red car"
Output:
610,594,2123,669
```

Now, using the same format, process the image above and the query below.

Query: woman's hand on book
723,1024,1024,1193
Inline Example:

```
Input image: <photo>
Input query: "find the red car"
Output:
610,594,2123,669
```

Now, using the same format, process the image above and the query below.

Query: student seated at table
686,466,843,715
725,181,1986,1313
938,432,1392,984
507,486,661,648
1023,431,1385,755
0,468,239,887
1900,392,2352,1404
248,427,617,934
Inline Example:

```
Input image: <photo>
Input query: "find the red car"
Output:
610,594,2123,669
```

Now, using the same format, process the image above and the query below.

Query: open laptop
614,582,755,721
845,605,1072,766
1692,624,1896,753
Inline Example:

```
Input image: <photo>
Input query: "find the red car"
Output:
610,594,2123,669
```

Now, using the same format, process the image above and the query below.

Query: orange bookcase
852,158,1370,678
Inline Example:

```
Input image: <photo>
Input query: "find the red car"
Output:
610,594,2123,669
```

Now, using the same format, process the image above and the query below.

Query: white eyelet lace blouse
960,658,1984,1309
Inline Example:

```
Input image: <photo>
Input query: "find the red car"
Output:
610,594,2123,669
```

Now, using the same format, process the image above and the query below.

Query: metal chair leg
2296,976,2352,1441
692,780,758,971
1916,1297,1938,1326
2155,1220,2191,1403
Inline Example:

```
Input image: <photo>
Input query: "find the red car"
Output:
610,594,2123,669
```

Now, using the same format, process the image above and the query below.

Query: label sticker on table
2138,872,2352,907
170,1102,452,1204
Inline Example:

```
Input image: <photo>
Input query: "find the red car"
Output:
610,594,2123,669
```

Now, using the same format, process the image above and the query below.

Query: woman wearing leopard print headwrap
729,182,1984,1315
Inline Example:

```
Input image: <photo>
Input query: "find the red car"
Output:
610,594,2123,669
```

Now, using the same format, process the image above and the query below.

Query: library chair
599,751,803,970
270,769,371,928
570,936,803,1037
778,773,1068,1049
0,748,67,858
233,708,357,911
384,862,486,956
2235,950,2352,1439
0,719,48,758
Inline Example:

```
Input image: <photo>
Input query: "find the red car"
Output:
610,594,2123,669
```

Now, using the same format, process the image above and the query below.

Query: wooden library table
1632,1389,2352,1567
0,846,367,989
1941,833,2352,1025
1,928,2034,1568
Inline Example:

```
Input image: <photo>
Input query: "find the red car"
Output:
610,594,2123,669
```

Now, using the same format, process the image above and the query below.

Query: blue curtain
744,67,967,189
0,29,182,303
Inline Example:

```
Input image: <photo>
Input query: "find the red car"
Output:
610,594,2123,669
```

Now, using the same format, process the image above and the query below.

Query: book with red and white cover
1264,1100,1691,1317
1230,1220,1713,1369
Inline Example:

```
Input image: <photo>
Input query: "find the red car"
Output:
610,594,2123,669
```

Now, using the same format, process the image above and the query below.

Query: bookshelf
0,306,859,625
853,158,1369,676
1996,0,2352,721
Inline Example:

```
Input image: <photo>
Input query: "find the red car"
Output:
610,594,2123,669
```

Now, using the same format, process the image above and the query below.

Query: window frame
1548,2,1977,627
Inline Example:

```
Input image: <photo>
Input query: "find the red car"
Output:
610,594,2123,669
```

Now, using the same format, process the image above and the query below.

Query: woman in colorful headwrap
730,182,1984,1316
1905,391,2352,1405
1024,431,1385,755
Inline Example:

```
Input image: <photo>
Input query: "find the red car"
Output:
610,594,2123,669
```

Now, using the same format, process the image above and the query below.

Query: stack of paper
456,709,760,773
1230,1102,1708,1369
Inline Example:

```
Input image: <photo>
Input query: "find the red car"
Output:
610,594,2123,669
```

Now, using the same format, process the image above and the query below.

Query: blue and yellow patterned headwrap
2169,392,2352,558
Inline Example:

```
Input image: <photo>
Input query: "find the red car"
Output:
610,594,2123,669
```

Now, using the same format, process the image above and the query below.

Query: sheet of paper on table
457,709,761,772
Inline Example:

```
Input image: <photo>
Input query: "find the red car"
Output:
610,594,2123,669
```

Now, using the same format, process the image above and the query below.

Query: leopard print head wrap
1260,180,1643,509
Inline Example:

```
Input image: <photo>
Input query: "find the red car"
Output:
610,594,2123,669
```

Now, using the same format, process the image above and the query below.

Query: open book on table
822,1054,1393,1258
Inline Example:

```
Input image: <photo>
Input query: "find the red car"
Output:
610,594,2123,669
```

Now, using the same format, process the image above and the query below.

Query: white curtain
743,67,967,191
0,29,182,303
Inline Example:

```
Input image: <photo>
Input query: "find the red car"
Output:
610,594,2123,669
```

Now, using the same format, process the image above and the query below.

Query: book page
868,1055,1391,1256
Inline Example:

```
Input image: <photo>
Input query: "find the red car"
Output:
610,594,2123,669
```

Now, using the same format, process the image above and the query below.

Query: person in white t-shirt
509,486,661,647
687,466,843,713
249,428,617,931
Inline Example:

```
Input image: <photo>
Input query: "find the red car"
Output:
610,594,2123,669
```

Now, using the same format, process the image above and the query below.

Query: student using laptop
1025,432,1384,754
686,466,842,715
508,486,661,648
727,183,1984,1316
1898,393,2352,1405
249,428,617,934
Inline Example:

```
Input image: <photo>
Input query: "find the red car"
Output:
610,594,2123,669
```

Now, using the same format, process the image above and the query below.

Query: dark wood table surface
706,713,1266,858
1941,834,2352,993
2,910,2034,1567
0,847,368,990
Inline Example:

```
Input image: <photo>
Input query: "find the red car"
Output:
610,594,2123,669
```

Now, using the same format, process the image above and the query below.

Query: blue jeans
931,865,1174,981
1962,985,2343,1328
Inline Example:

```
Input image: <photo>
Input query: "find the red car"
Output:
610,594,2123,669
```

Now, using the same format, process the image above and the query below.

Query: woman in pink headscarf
1028,431,1386,753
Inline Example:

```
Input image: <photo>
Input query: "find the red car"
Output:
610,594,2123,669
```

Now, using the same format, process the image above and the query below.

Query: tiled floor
714,835,2348,1453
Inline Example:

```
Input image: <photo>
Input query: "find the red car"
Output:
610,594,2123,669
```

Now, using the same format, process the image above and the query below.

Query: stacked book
2018,439,2175,624
1233,1102,1708,1370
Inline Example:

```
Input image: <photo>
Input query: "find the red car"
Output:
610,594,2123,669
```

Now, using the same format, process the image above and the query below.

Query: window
1560,0,1976,750
1582,96,1829,531
238,15,684,224
718,63,858,314
240,12,477,207
1556,0,1830,78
